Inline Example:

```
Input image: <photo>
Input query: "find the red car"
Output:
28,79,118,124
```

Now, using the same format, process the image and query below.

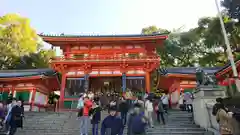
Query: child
101,106,124,135
89,100,101,135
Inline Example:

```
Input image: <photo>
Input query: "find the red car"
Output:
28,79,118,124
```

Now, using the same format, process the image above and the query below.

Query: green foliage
0,13,54,70
0,13,39,56
48,92,60,105
142,15,240,67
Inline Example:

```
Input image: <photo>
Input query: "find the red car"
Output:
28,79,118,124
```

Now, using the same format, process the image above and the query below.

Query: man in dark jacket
119,97,129,126
9,100,23,135
128,103,147,135
101,106,124,135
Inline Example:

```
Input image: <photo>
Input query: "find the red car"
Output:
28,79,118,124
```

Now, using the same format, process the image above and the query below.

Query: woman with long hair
216,102,234,135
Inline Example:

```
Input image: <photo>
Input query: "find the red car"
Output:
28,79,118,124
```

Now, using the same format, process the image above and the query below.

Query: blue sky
1,0,220,35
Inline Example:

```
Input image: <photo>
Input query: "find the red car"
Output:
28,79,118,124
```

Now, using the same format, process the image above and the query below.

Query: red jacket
83,99,93,116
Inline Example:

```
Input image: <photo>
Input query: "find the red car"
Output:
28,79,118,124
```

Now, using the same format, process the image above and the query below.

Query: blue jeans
121,112,127,125
92,123,98,135
80,116,90,135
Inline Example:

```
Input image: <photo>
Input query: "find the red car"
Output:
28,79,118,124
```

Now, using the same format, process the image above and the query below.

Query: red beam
66,48,146,54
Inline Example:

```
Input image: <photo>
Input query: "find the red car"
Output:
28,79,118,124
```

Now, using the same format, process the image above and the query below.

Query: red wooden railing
51,55,160,62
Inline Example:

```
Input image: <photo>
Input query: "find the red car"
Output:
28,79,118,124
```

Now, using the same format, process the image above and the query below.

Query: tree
0,13,39,56
11,49,55,69
0,13,53,69
142,26,202,67
222,0,240,20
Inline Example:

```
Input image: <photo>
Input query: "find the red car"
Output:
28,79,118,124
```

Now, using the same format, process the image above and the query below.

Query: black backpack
212,103,220,116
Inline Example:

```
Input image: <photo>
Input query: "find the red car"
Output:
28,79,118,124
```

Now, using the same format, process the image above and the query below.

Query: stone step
15,110,205,135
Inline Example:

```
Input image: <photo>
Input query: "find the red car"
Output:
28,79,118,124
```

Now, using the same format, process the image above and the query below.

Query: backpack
131,114,146,134
212,103,219,116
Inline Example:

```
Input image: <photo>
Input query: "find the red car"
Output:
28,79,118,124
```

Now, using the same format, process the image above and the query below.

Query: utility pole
215,0,240,92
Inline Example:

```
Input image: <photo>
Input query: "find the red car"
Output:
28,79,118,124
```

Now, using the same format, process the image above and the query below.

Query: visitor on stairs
6,99,23,135
178,92,184,111
101,106,124,135
119,97,129,126
216,102,234,135
128,103,147,135
89,100,101,135
144,97,154,128
155,99,165,125
79,96,93,135
4,98,17,135
161,93,169,114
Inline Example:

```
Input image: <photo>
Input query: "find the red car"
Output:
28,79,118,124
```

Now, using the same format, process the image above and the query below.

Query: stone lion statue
195,67,217,86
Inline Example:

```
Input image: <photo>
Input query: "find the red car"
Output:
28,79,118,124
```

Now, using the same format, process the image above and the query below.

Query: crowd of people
76,90,170,135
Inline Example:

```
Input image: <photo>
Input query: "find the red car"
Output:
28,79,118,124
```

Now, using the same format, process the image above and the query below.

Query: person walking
80,96,93,135
119,97,129,126
155,99,165,125
89,100,101,135
216,103,234,135
7,100,23,135
161,93,169,114
144,98,154,128
128,103,147,135
101,106,124,135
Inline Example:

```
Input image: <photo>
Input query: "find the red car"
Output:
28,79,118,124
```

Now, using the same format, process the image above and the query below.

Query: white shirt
161,95,169,105
178,95,184,105
145,100,153,111
88,93,94,100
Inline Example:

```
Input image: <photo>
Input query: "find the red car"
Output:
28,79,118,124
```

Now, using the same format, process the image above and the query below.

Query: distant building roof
0,68,57,78
159,67,222,76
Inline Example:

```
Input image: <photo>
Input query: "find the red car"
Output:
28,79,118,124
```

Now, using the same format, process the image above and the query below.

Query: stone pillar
193,86,225,129
122,73,126,93
84,74,89,92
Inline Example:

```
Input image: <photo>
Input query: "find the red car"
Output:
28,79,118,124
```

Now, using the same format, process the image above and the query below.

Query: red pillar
145,72,151,93
64,45,70,58
60,73,67,109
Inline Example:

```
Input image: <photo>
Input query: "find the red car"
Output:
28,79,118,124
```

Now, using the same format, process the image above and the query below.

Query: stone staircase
13,110,211,135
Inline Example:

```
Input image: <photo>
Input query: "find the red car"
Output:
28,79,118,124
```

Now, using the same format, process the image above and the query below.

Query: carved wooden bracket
83,63,92,74
120,63,128,73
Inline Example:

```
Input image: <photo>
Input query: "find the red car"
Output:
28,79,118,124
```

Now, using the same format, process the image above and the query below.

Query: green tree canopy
142,16,240,67
0,13,54,70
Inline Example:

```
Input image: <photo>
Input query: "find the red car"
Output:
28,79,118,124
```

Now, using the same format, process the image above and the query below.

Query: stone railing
205,102,220,133
193,86,240,135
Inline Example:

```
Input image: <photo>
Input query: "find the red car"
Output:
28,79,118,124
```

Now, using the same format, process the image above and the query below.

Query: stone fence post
192,86,225,135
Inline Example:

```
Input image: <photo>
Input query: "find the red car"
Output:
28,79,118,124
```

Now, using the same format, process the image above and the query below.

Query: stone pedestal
193,86,225,130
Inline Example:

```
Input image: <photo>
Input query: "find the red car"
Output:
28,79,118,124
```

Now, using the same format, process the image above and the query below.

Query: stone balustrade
193,86,240,135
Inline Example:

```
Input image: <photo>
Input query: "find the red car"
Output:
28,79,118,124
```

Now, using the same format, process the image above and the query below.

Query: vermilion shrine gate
41,34,168,109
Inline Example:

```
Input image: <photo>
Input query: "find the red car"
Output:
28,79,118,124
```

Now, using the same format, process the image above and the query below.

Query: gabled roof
39,33,169,38
159,67,222,76
215,59,240,77
0,68,57,78
40,33,169,46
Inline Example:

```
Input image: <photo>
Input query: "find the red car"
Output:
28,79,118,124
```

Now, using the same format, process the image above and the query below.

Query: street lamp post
215,0,240,92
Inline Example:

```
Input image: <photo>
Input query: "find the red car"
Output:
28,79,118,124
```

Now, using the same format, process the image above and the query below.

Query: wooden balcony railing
50,55,160,62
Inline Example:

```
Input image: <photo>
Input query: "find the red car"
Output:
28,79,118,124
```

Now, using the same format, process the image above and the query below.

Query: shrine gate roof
215,59,240,78
0,68,57,78
159,67,221,76
40,33,169,46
